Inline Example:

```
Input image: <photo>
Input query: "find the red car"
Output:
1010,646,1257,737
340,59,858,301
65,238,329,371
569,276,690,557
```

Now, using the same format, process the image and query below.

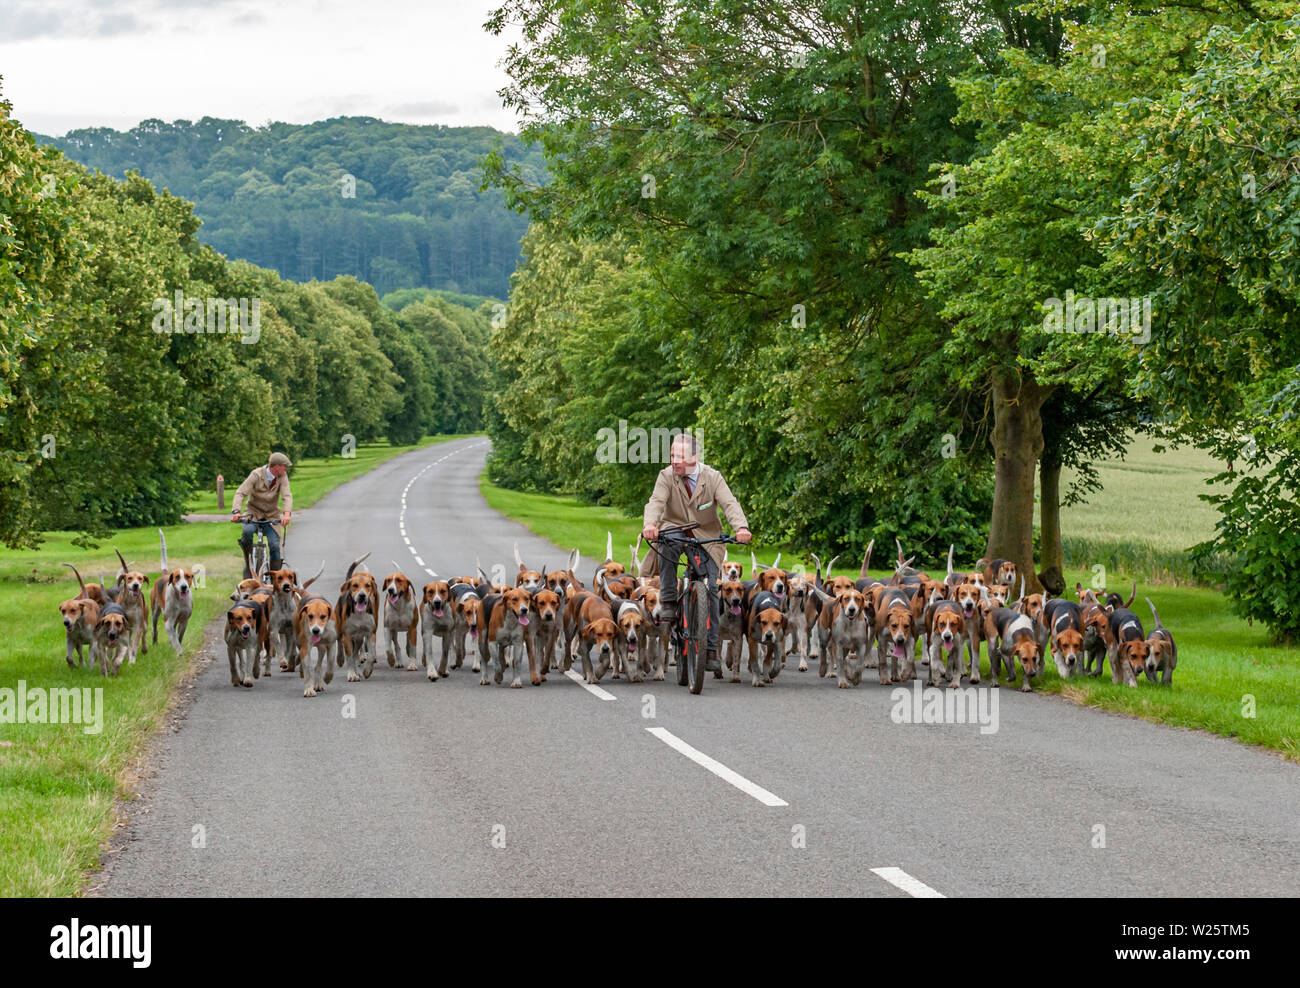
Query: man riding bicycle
230,451,293,579
641,434,751,673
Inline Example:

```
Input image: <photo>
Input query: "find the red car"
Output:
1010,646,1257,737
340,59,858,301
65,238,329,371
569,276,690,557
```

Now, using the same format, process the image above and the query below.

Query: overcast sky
0,0,524,136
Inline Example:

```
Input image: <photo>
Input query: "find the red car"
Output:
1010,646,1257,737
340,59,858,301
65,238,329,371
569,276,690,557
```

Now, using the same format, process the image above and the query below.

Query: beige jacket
641,463,748,577
232,466,292,520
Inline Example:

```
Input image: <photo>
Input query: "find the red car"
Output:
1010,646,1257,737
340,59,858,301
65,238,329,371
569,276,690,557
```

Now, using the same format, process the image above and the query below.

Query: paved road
103,437,1300,896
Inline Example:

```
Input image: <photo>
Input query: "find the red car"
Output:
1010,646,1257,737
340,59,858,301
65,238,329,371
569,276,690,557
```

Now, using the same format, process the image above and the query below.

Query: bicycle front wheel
686,581,707,694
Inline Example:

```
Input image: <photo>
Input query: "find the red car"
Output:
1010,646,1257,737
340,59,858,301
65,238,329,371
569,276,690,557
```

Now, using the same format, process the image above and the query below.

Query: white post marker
870,867,945,898
646,727,788,807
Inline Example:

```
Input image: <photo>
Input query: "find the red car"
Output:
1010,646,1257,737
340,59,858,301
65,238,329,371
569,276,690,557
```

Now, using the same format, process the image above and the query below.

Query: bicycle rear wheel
252,537,267,580
686,581,707,694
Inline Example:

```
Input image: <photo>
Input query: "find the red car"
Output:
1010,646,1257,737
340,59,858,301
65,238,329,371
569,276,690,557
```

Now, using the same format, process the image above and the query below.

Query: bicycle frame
648,526,741,694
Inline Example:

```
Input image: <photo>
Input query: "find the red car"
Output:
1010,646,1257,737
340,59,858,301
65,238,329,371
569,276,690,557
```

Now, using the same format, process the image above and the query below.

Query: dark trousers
657,542,720,651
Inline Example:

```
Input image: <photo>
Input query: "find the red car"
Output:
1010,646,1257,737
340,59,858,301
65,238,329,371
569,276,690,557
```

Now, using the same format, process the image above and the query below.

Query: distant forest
36,116,545,299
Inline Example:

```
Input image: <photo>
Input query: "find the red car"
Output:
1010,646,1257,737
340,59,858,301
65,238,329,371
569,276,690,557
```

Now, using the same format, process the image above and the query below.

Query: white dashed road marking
646,727,788,807
870,867,945,898
564,669,617,701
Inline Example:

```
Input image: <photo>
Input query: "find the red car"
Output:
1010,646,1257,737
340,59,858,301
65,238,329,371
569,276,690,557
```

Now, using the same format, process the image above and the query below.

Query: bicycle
233,515,285,581
648,526,741,695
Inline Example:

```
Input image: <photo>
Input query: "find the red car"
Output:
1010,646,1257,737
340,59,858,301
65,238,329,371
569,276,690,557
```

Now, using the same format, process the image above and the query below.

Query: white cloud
0,0,524,135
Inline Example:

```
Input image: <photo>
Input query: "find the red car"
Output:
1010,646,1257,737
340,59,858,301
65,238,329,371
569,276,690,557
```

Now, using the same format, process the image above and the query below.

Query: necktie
684,476,694,498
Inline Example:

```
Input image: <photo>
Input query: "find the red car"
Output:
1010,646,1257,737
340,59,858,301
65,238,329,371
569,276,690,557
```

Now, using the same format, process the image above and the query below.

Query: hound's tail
858,538,874,578
1146,597,1163,632
61,562,89,597
301,561,325,590
343,551,372,581
159,529,170,573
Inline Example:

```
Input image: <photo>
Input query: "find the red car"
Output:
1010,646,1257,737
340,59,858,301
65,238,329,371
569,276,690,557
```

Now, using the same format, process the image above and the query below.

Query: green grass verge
480,473,1298,761
185,434,478,515
0,525,241,896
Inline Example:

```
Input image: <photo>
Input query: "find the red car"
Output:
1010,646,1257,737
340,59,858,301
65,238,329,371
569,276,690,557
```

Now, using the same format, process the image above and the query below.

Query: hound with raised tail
950,580,985,680
1144,598,1178,685
62,563,111,608
783,568,814,668
381,564,420,671
1078,590,1115,677
514,543,544,589
334,552,377,681
110,547,150,662
266,561,324,673
804,550,844,670
1107,606,1149,688
147,530,196,654
721,551,744,583
592,532,626,594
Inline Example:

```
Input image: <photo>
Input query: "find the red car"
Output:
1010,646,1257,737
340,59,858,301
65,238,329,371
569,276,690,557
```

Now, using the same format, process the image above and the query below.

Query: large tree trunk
1039,459,1065,591
986,373,1046,595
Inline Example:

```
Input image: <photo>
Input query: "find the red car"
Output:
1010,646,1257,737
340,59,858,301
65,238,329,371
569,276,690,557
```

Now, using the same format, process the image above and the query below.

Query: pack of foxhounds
57,533,1177,697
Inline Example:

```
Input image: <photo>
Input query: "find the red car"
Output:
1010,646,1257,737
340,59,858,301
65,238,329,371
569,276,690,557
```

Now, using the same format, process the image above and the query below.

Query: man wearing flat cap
231,452,294,578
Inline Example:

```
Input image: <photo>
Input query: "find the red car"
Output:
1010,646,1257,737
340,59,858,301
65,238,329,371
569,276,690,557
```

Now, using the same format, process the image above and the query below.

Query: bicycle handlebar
649,526,742,546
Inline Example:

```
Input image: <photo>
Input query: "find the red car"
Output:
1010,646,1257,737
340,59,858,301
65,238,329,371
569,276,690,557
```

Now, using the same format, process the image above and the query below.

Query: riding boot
269,557,284,574
705,648,721,673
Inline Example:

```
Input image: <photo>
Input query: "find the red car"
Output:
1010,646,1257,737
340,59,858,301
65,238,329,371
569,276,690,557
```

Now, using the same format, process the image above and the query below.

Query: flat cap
269,451,292,467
